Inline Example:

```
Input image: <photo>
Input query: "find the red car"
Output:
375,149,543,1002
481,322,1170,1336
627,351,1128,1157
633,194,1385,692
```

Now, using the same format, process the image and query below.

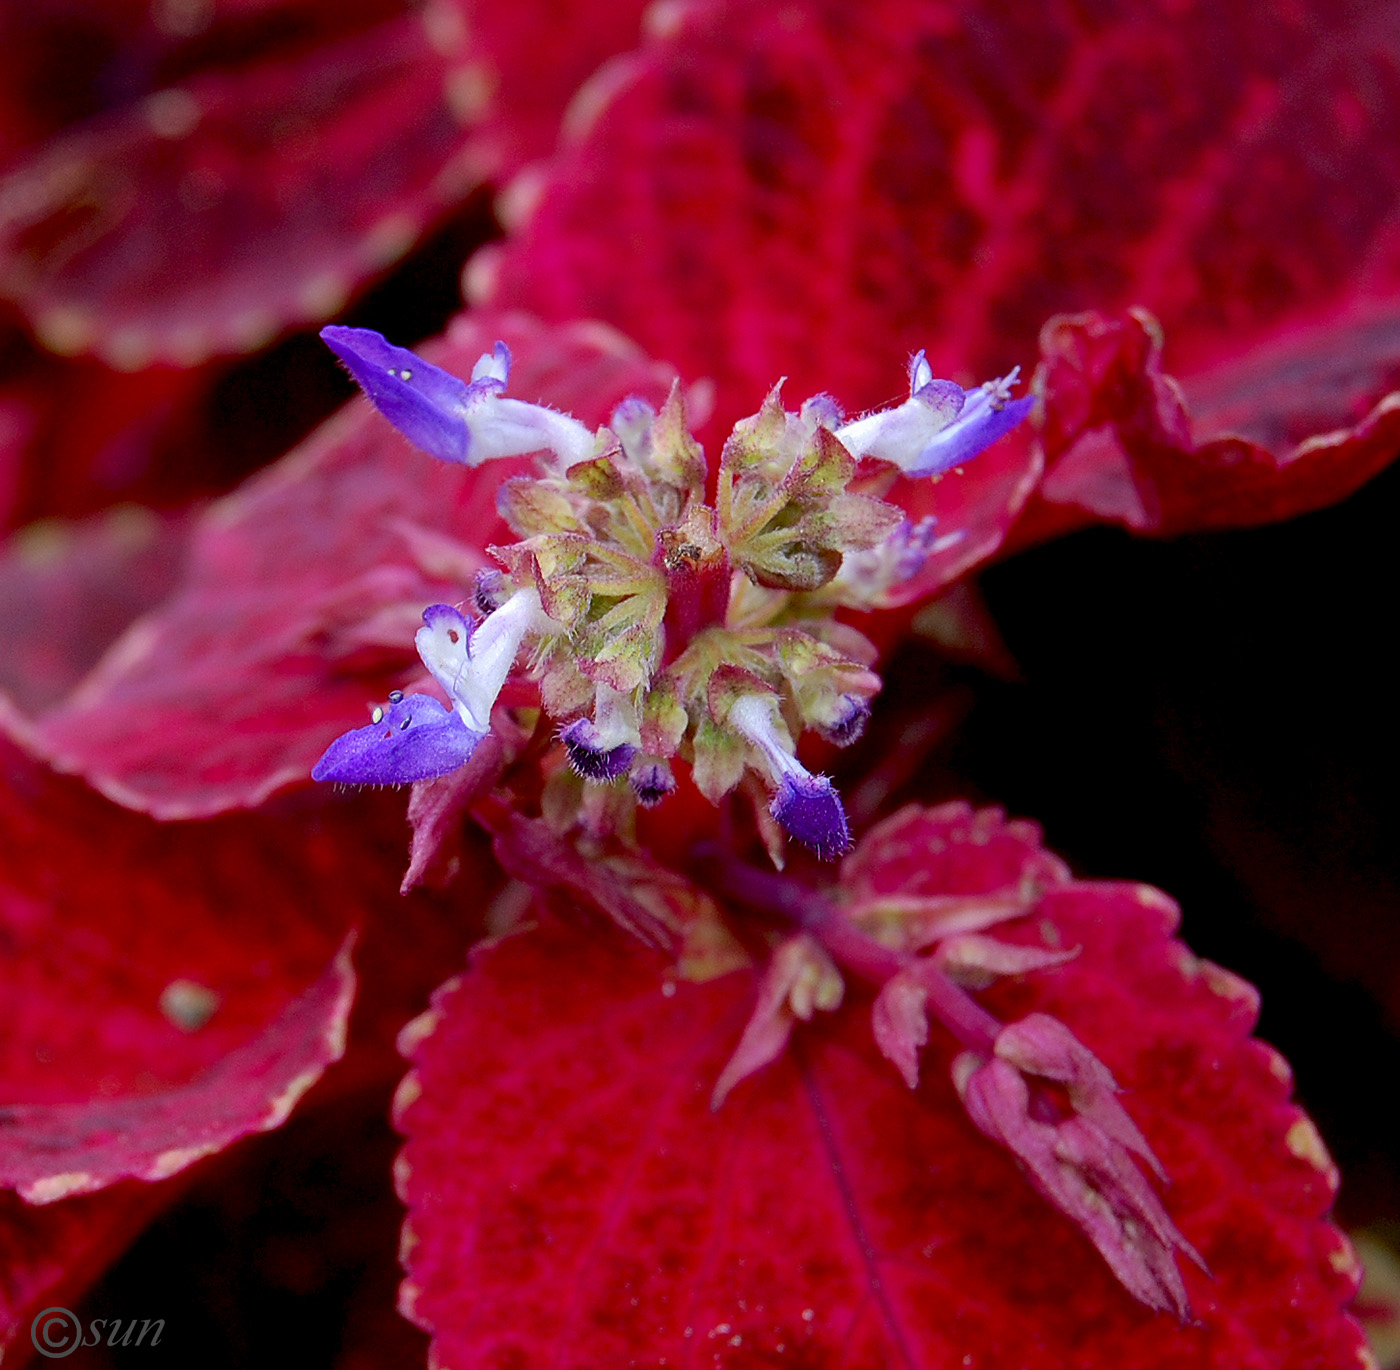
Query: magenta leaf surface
479,0,1400,532
0,938,354,1204
396,804,1364,1368
0,726,491,1171
1026,308,1400,537
0,1,651,366
0,727,496,1345
0,17,470,366
0,507,189,718
17,314,679,817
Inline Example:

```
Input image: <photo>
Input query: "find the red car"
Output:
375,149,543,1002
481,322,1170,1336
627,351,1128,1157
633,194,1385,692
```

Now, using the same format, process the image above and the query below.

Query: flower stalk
711,846,1200,1321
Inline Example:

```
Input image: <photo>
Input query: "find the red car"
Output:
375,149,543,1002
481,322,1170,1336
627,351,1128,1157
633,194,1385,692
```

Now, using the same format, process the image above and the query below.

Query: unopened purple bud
771,773,852,861
312,693,485,785
474,567,507,615
560,718,637,782
814,694,870,747
611,396,656,461
801,392,843,428
629,758,676,807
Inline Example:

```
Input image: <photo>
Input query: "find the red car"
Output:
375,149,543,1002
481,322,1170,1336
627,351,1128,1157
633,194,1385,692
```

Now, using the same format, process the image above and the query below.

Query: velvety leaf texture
0,507,189,717
15,314,679,817
0,729,493,1352
1026,308,1400,537
0,1,651,365
0,743,342,1101
0,354,218,532
395,806,1364,1369
0,732,485,1138
0,939,354,1203
480,0,1400,523
0,17,471,366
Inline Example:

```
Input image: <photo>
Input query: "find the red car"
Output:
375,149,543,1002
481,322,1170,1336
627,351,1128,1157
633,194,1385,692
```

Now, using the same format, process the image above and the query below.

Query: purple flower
770,772,853,861
902,370,1034,478
560,720,637,782
415,592,548,733
315,593,550,790
311,692,485,785
321,326,596,468
561,682,643,783
727,694,852,859
834,351,1032,478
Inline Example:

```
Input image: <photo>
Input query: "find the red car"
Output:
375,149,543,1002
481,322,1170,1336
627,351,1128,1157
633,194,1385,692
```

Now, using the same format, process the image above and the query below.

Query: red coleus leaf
878,432,1042,606
0,726,493,1175
477,0,1400,530
0,0,407,169
1023,308,1400,538
12,313,679,817
0,729,494,1352
0,16,467,366
395,804,1363,1368
0,0,652,366
0,506,189,718
0,743,339,1352
0,345,221,532
1,744,339,1102
0,939,354,1204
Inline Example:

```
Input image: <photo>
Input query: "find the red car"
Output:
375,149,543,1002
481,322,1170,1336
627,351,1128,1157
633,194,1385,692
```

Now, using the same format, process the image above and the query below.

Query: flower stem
712,853,1001,1054
656,536,730,665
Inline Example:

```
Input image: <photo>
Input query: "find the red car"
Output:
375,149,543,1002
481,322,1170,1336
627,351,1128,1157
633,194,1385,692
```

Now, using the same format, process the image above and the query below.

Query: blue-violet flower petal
312,693,485,785
321,326,488,465
770,773,853,861
560,719,637,782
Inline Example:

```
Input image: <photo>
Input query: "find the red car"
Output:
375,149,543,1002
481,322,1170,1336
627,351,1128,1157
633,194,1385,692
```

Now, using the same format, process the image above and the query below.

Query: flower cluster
314,326,1032,859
